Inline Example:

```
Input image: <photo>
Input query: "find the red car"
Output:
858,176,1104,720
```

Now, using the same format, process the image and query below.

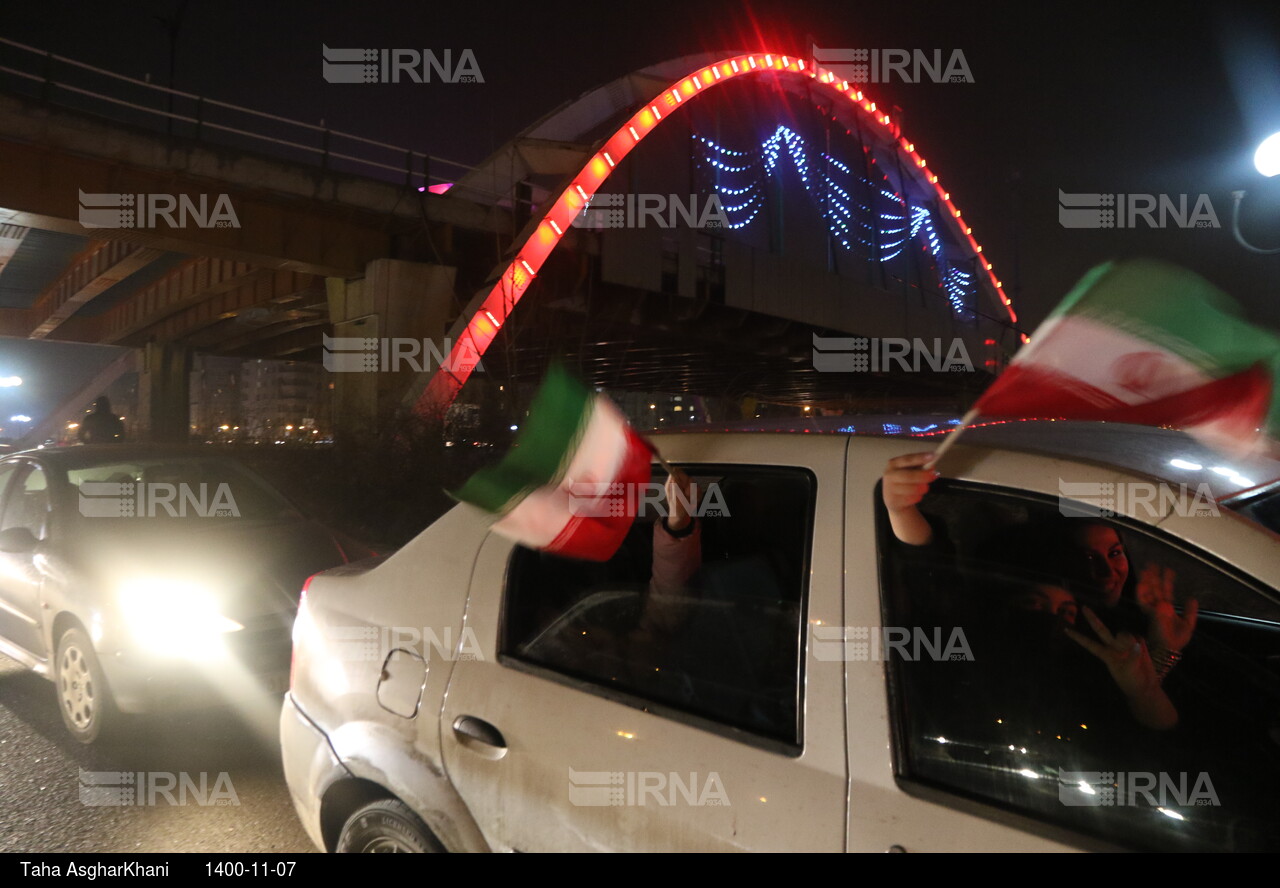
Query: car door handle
452,715,508,757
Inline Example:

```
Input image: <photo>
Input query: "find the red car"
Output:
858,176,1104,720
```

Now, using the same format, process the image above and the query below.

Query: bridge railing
0,37,476,192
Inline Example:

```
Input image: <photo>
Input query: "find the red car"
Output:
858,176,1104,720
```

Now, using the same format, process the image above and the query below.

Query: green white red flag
971,259,1280,457
450,364,654,561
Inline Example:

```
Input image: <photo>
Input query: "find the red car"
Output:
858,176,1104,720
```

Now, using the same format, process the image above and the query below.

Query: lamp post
1231,131,1280,254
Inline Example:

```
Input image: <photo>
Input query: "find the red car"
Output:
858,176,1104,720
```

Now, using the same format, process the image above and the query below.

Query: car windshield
63,459,300,522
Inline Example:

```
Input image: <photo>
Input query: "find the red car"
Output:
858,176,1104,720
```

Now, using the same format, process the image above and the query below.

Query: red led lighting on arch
419,52,1024,414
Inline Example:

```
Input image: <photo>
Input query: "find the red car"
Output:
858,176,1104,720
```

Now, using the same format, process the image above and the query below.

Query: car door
0,461,51,660
0,459,26,656
439,435,850,851
856,439,1280,851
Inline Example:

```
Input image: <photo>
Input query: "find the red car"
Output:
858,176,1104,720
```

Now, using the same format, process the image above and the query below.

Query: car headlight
116,578,243,658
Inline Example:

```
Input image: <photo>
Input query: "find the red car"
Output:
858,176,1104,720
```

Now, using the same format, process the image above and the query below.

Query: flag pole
653,450,677,474
926,407,980,471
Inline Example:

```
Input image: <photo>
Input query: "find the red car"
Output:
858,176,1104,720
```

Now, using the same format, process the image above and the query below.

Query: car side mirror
0,527,38,553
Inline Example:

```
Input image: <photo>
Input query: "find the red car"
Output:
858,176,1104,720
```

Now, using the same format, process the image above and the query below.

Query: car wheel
55,627,116,744
337,799,442,853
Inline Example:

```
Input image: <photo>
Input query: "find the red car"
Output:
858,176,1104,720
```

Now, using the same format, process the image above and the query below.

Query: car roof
657,417,1280,501
0,444,251,470
960,421,1280,501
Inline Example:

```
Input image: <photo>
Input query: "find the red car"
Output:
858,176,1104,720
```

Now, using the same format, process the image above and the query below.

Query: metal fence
0,36,475,192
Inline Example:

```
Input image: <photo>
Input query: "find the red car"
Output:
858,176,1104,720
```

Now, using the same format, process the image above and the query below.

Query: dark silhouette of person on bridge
78,396,124,444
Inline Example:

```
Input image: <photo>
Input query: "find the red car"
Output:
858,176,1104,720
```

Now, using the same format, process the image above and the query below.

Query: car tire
55,627,117,745
337,799,442,853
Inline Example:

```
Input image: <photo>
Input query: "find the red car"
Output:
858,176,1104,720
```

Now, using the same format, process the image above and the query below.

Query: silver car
282,422,1280,851
0,445,371,743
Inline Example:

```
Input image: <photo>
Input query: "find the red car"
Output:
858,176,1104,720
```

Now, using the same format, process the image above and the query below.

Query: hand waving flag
451,364,654,561
968,259,1280,457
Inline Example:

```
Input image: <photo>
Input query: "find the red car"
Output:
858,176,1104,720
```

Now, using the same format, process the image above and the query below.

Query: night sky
3,0,1280,427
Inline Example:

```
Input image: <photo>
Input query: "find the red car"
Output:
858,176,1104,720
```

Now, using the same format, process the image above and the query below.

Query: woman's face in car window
1072,524,1129,607
1015,584,1079,626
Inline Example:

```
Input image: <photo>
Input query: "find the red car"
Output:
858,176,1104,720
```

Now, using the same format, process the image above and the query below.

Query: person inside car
1063,521,1197,682
881,453,1185,730
652,467,802,735
882,453,1196,674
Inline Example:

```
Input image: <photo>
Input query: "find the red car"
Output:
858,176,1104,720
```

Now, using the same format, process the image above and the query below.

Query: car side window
878,483,1280,851
0,465,49,541
501,466,814,747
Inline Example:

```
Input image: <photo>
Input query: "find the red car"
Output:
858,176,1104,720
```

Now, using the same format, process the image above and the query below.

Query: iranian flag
451,364,655,561
971,259,1280,456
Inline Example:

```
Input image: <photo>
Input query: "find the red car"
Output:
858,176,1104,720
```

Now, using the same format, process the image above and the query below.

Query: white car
281,421,1280,851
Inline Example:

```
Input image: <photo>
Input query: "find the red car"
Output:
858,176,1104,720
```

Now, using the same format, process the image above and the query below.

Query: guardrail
0,36,476,191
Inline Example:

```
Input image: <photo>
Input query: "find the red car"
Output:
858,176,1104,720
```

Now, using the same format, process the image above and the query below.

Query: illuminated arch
418,51,1022,415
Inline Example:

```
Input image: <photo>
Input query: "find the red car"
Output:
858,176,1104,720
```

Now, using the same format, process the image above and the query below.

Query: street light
1254,132,1280,177
10,415,32,423
1231,130,1280,254
0,376,21,387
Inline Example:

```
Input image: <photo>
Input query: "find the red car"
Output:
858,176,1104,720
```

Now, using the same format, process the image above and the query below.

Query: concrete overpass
0,39,1025,443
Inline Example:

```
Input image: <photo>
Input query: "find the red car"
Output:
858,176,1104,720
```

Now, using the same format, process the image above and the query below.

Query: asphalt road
0,654,316,853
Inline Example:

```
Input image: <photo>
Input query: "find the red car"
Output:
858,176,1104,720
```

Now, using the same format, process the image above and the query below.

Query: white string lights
694,126,974,314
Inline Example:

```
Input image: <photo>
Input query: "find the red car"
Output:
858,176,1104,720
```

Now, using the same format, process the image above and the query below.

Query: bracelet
661,516,696,538
1151,647,1182,682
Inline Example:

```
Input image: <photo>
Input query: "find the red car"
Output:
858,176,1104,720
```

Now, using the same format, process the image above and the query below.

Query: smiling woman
879,479,1280,852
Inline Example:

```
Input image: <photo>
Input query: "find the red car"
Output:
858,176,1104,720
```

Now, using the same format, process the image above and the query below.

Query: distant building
240,359,331,443
189,356,242,441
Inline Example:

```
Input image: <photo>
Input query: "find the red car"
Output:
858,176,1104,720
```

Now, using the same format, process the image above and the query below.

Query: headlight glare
116,578,243,657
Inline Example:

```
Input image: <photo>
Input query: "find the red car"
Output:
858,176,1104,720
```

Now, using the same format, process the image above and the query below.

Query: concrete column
135,342,191,442
326,258,457,438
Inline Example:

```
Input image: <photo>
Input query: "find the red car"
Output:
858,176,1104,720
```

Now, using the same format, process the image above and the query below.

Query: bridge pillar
135,343,191,442
326,258,457,438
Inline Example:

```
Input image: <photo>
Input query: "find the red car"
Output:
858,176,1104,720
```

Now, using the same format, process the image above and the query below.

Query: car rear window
65,459,299,521
501,465,814,748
